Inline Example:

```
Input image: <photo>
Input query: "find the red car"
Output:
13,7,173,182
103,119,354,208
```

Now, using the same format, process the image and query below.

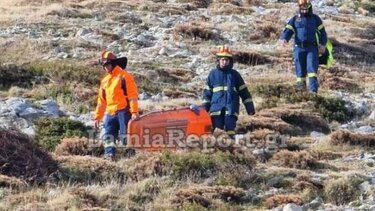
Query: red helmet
216,45,233,58
99,50,117,65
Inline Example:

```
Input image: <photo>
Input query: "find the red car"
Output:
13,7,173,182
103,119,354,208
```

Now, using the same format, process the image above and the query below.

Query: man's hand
319,45,326,55
278,39,288,46
94,120,101,130
131,113,139,120
248,111,255,116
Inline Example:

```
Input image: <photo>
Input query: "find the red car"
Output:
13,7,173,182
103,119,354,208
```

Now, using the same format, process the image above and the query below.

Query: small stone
308,197,323,209
267,176,284,188
76,28,92,37
359,181,372,193
57,52,69,59
158,47,168,56
310,131,326,138
357,7,369,16
283,203,303,211
369,111,375,120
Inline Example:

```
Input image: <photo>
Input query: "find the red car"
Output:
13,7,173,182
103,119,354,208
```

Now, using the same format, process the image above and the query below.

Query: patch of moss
34,117,89,151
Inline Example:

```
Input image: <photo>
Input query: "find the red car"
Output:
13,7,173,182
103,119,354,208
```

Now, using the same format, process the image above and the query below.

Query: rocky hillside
0,0,374,210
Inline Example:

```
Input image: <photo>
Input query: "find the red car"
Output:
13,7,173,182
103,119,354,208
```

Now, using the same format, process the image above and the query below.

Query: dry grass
0,129,57,184
238,106,330,136
208,3,253,15
120,152,166,182
309,149,343,161
265,194,304,209
0,174,27,188
54,155,126,183
319,66,361,92
330,130,375,146
271,150,317,169
171,185,246,208
233,50,272,66
324,177,360,205
174,22,221,41
54,137,103,156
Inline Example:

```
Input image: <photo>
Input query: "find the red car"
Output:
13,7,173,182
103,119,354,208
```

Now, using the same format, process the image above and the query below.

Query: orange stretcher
127,106,212,151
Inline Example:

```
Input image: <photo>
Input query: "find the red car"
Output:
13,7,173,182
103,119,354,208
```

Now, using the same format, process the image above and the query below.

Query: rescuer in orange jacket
94,50,139,160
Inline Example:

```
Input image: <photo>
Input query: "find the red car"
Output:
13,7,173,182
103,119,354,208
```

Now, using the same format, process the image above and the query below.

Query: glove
245,102,255,116
189,104,200,115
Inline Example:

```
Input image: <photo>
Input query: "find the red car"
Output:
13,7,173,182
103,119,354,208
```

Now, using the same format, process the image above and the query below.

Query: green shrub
361,1,375,13
34,117,89,151
311,95,351,123
26,61,102,86
324,177,361,205
255,83,352,122
160,151,256,181
0,64,47,90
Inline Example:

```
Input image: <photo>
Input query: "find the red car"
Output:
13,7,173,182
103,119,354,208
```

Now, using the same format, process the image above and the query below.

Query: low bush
34,117,89,151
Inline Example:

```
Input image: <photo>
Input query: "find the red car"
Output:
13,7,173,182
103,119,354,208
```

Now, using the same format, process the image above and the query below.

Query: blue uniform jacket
202,66,255,117
280,13,327,46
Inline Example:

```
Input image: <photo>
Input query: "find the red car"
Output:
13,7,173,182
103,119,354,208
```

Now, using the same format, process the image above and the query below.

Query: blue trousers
294,46,319,93
103,109,131,156
211,109,237,137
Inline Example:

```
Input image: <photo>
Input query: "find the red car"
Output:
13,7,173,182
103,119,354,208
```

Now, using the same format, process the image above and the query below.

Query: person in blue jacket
279,0,327,93
202,45,255,138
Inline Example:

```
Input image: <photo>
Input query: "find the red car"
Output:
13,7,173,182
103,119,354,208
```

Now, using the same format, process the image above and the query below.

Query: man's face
103,63,113,73
219,57,230,69
299,4,309,14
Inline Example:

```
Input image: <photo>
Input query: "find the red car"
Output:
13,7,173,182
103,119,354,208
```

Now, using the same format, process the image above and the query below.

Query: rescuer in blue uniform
202,45,255,138
279,0,327,93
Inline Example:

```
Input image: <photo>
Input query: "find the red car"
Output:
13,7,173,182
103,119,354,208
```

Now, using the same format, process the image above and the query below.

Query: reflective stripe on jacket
281,14,327,46
95,66,139,120
202,68,255,116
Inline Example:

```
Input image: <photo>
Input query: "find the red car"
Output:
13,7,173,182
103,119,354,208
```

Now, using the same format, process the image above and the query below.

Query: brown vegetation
174,22,221,41
0,129,57,183
271,150,317,169
324,177,360,205
330,130,375,146
208,3,253,15
319,66,360,91
233,50,272,66
55,137,103,156
0,174,27,188
238,107,330,136
171,185,245,208
265,194,304,209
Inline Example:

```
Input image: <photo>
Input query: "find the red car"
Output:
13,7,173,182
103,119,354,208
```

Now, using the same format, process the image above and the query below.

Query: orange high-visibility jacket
94,66,139,120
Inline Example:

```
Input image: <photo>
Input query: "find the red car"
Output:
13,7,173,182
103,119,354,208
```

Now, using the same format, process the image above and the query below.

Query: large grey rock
18,107,48,120
5,97,32,114
283,203,303,211
69,112,94,128
38,99,62,117
355,126,374,133
0,116,30,130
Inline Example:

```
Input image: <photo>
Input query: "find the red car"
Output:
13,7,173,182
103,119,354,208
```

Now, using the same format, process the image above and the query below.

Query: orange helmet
99,50,117,65
297,0,310,6
216,45,233,58
298,0,312,8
